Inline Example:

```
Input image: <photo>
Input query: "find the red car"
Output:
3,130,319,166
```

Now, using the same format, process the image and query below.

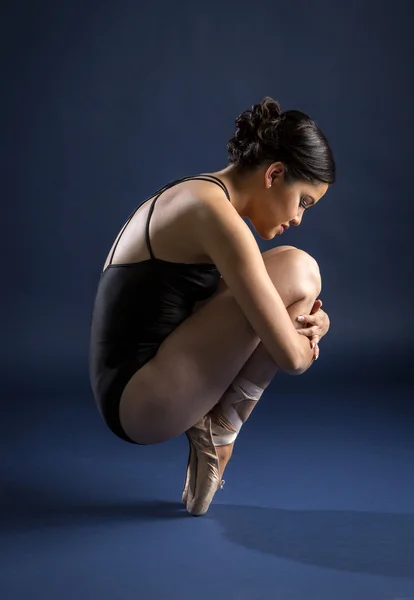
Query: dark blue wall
2,0,412,389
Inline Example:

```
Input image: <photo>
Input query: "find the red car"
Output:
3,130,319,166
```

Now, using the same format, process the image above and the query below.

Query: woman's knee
264,247,321,299
195,245,321,315
262,245,298,260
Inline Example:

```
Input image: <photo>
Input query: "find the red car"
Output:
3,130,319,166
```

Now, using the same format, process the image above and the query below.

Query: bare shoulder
186,182,258,266
169,177,250,262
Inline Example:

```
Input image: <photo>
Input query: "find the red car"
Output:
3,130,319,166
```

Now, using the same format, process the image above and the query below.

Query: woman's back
89,175,231,441
102,175,230,270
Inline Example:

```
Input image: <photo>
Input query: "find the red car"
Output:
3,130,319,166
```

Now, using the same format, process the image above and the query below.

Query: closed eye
300,195,316,210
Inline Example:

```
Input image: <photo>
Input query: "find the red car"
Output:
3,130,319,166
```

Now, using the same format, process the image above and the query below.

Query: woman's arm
192,195,315,375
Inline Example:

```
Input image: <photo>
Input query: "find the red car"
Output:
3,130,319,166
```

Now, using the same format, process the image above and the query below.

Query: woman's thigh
119,245,320,444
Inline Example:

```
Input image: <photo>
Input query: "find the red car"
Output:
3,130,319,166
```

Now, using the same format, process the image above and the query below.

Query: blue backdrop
2,2,414,600
2,0,412,390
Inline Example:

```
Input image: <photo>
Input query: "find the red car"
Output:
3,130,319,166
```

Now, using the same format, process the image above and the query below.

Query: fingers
310,299,322,314
311,335,320,348
296,313,318,325
297,322,320,360
295,309,323,361
297,325,319,337
299,327,320,358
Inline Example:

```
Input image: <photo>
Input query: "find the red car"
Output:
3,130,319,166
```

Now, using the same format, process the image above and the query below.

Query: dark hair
227,97,336,185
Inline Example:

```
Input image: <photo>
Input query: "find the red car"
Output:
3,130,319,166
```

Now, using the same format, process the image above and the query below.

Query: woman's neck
208,164,263,217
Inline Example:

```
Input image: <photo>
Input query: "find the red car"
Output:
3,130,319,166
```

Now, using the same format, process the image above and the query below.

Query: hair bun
252,97,283,125
227,97,336,184
233,97,283,147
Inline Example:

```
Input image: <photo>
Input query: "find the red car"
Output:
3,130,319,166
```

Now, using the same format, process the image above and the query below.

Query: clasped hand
295,299,330,361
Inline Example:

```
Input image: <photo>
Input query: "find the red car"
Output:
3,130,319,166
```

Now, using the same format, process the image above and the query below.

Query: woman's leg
182,293,319,513
119,245,321,445
211,292,318,434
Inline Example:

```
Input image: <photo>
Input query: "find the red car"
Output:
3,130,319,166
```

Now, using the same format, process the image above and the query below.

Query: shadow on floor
209,503,414,580
0,478,188,531
2,478,413,581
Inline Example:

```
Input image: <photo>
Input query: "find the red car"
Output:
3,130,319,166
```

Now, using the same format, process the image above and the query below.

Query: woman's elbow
279,350,311,376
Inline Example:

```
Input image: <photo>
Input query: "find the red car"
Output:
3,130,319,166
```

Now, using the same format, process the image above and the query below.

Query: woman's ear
265,162,284,188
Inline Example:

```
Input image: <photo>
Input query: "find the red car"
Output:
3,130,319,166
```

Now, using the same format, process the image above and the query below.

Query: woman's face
251,163,329,240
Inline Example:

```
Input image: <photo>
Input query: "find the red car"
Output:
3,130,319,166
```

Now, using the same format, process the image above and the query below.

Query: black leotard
89,175,231,443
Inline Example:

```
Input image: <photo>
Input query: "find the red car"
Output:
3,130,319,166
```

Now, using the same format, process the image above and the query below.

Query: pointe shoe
182,415,225,516
181,435,196,506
